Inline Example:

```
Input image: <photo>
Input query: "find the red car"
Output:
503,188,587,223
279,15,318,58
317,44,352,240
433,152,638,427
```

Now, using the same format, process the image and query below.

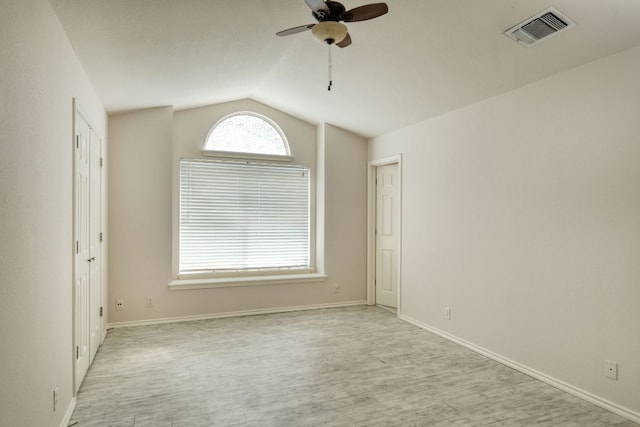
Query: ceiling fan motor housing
313,1,347,22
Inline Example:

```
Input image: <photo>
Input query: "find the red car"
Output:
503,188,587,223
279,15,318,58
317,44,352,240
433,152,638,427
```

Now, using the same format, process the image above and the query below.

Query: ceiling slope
49,0,640,137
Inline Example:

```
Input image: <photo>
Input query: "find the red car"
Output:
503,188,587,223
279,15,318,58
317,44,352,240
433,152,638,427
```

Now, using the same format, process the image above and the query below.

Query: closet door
74,112,91,392
74,106,103,392
88,127,102,363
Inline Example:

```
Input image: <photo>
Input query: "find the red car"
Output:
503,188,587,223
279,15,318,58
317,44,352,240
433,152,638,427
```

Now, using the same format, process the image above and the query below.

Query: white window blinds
179,159,310,274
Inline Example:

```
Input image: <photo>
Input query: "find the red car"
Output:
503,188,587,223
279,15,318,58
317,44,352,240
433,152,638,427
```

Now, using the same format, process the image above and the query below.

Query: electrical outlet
53,386,59,412
605,360,618,380
146,297,154,308
115,299,124,310
444,307,451,320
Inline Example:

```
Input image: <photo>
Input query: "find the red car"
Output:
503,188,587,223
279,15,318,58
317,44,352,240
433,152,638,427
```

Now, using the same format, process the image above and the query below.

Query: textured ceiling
49,0,640,137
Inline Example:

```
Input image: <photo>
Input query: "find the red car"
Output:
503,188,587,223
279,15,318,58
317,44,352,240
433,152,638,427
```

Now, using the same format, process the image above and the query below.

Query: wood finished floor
71,306,637,427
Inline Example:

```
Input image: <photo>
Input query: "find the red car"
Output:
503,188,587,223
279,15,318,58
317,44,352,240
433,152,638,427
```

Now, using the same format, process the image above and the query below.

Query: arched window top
204,112,290,158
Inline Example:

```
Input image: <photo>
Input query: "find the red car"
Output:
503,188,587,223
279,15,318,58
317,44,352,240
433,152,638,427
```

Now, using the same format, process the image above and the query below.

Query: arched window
178,112,311,279
204,112,290,157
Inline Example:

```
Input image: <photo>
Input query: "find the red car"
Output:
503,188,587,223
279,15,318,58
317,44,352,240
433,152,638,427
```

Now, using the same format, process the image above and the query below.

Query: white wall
370,46,640,418
0,1,107,425
108,100,368,323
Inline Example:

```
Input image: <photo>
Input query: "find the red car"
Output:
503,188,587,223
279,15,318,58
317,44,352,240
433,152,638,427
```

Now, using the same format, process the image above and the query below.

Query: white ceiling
49,0,640,138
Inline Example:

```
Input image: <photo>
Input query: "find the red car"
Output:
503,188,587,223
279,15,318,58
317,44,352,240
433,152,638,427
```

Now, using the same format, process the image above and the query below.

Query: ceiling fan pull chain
328,44,333,91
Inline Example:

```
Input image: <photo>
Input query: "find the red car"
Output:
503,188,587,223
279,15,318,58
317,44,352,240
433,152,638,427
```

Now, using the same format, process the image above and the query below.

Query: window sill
168,273,328,290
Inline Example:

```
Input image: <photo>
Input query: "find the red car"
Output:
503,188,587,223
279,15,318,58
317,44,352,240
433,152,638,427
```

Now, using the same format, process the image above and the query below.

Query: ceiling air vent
504,7,575,47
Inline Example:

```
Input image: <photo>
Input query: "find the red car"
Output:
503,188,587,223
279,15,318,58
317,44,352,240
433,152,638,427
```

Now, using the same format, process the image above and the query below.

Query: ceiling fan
276,0,389,90
276,0,389,48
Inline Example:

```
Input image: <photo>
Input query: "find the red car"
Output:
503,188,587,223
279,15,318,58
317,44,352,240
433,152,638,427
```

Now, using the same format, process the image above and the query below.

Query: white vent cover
504,7,575,47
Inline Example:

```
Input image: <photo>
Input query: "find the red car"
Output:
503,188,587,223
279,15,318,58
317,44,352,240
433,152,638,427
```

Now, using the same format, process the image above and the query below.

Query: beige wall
369,46,640,417
322,124,368,300
108,107,174,320
108,100,368,323
0,0,107,425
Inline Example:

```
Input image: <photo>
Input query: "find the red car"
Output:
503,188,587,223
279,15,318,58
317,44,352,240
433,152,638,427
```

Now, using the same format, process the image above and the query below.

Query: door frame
367,154,402,313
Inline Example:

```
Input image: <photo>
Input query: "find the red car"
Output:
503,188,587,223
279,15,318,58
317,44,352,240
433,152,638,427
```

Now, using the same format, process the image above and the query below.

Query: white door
375,163,399,308
88,127,102,363
74,113,91,391
74,109,103,392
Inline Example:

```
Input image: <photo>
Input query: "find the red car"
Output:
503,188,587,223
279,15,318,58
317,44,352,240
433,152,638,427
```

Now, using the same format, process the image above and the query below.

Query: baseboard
398,314,640,425
107,300,368,329
60,397,76,427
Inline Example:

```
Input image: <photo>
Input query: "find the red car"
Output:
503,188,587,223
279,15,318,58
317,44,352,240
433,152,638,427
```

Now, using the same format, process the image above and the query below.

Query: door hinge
76,135,79,149
99,232,103,242
100,306,103,317
100,157,103,168
76,346,79,360
76,240,79,254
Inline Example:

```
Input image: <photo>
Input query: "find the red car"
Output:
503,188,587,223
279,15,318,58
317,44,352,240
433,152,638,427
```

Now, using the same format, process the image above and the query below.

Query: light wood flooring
71,306,637,426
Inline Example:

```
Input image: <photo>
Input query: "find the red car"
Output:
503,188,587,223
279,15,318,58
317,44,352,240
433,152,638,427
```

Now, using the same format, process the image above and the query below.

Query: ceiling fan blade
276,24,315,37
304,0,330,14
343,2,389,22
336,32,352,48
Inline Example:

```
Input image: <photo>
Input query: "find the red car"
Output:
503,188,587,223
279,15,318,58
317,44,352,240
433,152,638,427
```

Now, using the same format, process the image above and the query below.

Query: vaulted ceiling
49,0,640,137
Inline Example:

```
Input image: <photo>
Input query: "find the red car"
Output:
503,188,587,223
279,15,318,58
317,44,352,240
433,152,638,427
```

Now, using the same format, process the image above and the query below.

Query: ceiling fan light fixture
312,21,348,44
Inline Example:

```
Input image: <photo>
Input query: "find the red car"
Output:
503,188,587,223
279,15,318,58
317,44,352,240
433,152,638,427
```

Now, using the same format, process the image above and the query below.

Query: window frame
170,111,325,290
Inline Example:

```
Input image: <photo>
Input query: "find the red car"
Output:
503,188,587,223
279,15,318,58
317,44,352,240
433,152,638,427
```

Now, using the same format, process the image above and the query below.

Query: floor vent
504,7,575,47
